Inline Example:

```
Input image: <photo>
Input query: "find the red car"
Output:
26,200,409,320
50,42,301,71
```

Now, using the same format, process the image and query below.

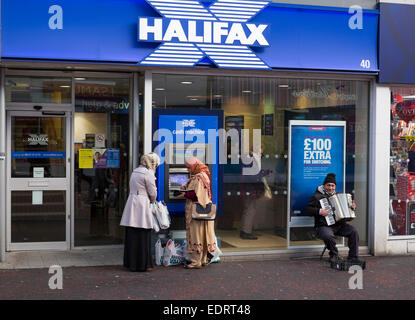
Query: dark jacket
305,185,344,228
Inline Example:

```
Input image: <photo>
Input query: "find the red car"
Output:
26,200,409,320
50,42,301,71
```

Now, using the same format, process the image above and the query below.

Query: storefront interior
4,71,371,252
152,73,370,251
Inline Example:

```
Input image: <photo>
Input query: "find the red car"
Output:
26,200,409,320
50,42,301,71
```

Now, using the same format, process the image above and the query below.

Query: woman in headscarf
179,157,218,269
120,152,160,272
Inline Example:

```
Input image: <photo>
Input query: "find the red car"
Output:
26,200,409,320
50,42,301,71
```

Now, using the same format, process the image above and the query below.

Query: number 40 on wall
360,59,371,69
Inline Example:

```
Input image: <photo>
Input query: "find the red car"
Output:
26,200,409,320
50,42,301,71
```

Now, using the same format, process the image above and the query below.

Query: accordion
319,193,356,226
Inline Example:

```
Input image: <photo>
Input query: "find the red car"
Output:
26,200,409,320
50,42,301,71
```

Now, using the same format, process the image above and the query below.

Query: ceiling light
59,85,70,88
74,77,86,81
181,81,193,85
279,84,289,88
190,98,199,101
155,88,165,91
242,90,251,93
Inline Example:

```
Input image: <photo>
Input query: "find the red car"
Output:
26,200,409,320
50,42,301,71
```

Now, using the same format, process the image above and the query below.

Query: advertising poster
106,149,120,168
288,121,345,227
79,149,93,169
85,134,95,148
93,149,107,168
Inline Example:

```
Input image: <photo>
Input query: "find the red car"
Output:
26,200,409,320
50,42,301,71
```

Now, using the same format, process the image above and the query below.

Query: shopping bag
162,239,185,266
207,237,223,264
181,240,191,263
152,202,171,229
155,239,164,266
152,214,160,233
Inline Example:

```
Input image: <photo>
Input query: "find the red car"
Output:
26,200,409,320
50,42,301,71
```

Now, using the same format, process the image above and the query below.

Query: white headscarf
140,152,160,172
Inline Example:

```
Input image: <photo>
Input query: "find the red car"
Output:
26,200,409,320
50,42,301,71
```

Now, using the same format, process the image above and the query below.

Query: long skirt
123,227,153,272
186,219,217,265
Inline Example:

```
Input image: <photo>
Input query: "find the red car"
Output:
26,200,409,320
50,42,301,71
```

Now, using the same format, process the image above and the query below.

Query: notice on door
32,190,43,205
33,167,44,178
79,149,93,168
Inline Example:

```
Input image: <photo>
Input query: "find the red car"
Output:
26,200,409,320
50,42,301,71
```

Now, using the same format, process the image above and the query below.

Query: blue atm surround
152,108,224,216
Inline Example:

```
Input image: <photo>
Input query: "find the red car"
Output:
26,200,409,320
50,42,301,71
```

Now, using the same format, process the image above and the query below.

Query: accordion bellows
320,193,356,226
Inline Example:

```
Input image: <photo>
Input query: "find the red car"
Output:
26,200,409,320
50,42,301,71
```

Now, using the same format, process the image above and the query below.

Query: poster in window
79,149,93,168
262,114,274,136
289,120,346,227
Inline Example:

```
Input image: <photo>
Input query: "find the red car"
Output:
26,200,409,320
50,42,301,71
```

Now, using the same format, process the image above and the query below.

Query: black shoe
347,256,365,264
329,255,343,264
240,231,258,240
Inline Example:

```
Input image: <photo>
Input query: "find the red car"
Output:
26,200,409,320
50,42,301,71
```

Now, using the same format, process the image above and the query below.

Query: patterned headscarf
140,152,160,172
185,157,211,196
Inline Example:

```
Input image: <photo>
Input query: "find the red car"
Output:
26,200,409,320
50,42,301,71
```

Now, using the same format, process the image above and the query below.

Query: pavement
1,253,415,301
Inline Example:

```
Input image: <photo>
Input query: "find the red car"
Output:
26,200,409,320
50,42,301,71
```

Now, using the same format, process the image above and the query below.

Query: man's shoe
347,256,365,264
329,255,343,264
240,231,258,240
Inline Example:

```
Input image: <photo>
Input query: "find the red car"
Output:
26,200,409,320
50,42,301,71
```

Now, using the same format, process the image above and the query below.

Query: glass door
7,111,70,250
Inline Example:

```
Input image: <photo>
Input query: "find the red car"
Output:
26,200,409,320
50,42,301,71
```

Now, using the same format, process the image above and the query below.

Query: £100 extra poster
289,121,346,221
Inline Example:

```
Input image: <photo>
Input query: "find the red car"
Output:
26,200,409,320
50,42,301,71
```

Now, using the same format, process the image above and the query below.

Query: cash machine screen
169,174,188,188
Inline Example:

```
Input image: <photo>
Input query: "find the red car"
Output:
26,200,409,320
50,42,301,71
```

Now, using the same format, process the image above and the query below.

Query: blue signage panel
1,0,378,72
289,121,345,219
11,151,66,158
379,3,415,84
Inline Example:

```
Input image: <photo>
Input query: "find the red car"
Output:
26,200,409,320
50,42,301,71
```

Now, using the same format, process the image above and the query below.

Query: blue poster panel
289,121,345,226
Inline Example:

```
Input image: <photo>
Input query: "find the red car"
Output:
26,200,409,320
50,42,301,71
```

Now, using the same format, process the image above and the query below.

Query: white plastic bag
152,202,171,229
208,237,223,264
163,239,185,266
182,240,191,263
152,213,160,233
155,239,164,266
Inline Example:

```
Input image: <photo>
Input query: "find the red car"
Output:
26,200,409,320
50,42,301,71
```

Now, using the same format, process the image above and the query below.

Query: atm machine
152,108,223,245
152,109,223,219
163,142,213,205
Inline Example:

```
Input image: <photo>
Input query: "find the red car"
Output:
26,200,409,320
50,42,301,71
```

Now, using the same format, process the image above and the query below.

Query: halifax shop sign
1,0,378,72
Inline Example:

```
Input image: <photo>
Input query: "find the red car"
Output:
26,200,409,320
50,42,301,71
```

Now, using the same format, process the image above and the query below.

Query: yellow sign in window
79,149,93,168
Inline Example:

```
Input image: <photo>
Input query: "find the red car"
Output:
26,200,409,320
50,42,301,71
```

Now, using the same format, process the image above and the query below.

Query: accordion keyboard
320,198,336,226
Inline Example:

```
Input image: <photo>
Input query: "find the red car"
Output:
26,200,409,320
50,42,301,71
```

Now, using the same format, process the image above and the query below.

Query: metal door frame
6,110,71,251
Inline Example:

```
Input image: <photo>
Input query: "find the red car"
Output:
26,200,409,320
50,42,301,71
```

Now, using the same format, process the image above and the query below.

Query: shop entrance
6,111,70,250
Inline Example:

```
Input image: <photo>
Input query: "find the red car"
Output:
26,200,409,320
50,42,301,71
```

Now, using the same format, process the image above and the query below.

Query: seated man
305,173,364,264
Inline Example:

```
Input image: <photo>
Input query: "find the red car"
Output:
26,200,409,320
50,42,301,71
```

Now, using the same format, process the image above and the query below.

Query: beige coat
120,166,157,229
185,173,217,264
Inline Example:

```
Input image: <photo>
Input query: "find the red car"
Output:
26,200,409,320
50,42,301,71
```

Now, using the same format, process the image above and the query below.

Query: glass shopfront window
10,116,66,178
390,87,415,236
153,74,370,251
74,77,131,246
5,77,72,104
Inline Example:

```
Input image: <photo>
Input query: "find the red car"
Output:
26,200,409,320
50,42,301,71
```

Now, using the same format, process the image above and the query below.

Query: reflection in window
153,74,369,251
6,77,72,104
390,87,415,236
73,77,131,247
